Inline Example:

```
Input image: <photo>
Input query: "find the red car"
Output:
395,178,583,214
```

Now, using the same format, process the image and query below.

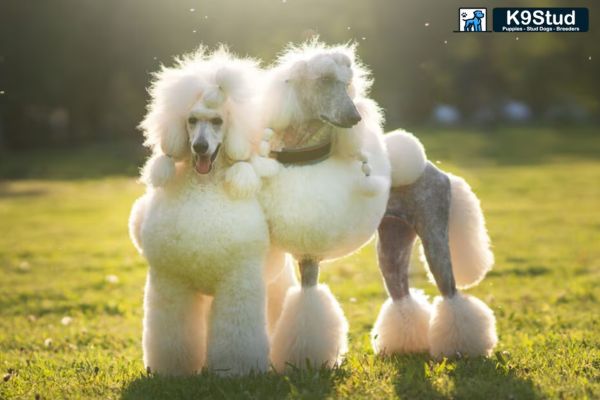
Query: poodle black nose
193,138,209,154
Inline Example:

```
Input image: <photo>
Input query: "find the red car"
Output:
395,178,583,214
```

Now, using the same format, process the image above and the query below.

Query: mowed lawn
0,128,598,399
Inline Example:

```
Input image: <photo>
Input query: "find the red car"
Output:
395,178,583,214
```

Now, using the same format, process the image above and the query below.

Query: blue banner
493,8,588,32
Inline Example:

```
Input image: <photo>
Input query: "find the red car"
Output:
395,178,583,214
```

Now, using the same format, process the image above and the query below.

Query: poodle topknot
263,40,382,133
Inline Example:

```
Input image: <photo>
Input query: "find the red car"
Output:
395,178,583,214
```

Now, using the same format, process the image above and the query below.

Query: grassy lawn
0,128,599,399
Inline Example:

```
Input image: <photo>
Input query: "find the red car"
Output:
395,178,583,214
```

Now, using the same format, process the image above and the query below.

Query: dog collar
270,141,332,166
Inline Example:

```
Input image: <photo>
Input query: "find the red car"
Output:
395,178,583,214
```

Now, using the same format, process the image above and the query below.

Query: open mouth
193,144,220,175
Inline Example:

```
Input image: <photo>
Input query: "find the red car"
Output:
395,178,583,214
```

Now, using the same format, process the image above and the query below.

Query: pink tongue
195,156,212,174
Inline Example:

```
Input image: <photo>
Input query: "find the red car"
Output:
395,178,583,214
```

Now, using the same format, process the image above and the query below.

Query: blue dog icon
463,10,485,31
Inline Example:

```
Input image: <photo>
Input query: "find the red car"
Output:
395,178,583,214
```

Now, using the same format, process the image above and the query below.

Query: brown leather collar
270,141,332,166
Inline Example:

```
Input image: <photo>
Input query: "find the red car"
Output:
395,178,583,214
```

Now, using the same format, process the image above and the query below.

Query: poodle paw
429,293,497,358
224,161,261,199
371,290,431,355
251,155,280,178
270,285,348,372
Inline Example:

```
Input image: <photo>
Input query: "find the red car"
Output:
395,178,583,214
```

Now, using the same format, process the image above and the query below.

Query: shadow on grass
389,353,541,399
121,365,347,400
487,265,551,278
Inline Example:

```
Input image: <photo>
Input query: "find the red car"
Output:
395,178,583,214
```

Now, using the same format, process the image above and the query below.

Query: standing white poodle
259,41,392,371
128,47,275,376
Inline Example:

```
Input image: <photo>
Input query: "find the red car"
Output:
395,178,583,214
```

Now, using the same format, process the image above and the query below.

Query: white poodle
259,41,392,371
128,47,276,376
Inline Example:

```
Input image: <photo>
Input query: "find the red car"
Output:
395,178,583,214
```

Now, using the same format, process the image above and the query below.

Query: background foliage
0,0,598,149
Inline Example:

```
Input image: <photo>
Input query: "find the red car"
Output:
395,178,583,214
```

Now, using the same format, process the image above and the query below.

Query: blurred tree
0,0,597,149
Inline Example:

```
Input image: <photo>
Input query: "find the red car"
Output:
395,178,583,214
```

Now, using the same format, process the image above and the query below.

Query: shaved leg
412,165,457,298
377,216,416,300
299,258,319,288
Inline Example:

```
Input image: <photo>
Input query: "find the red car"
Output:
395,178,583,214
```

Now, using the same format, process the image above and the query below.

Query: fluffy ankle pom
429,293,497,358
225,161,261,199
141,154,176,188
371,290,431,355
270,284,348,372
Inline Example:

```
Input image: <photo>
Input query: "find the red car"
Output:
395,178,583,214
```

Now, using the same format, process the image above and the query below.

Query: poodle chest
260,158,389,261
141,184,269,293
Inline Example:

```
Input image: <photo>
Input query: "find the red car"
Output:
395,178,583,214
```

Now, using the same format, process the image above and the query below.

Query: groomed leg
143,271,208,375
418,191,497,358
206,264,269,376
371,216,431,355
270,259,348,372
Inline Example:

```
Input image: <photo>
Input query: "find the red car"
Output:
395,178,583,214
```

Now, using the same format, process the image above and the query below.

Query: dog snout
345,107,362,127
192,137,209,154
336,106,362,128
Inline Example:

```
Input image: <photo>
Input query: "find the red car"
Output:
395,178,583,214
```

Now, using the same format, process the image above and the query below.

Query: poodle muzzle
192,144,221,175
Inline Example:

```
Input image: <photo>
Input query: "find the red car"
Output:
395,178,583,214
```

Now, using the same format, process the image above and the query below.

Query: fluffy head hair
139,46,262,175
264,39,382,131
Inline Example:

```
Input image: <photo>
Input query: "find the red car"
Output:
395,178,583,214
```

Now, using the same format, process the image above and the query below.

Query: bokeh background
0,0,598,152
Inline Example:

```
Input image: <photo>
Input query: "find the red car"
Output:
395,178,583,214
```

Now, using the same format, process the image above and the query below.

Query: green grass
1,127,599,399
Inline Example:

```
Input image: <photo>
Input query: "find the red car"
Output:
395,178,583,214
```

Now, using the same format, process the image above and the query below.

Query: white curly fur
385,130,428,186
446,174,494,288
270,284,348,372
251,155,280,178
371,290,432,355
259,41,391,260
130,47,272,376
128,195,148,254
224,161,261,199
420,174,494,289
141,153,176,188
429,293,497,358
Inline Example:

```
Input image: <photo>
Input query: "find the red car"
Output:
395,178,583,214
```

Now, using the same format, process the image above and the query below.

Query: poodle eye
210,117,223,126
188,117,198,125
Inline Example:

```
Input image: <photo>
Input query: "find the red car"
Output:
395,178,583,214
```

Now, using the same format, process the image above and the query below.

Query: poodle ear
223,103,254,161
267,78,301,130
159,119,188,160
